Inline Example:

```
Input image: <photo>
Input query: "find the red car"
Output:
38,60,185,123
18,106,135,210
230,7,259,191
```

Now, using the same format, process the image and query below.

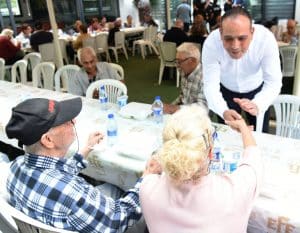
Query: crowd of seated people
1,5,296,233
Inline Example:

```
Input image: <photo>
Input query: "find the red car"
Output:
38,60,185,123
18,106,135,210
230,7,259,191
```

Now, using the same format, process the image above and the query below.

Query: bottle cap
100,85,105,90
108,113,114,118
155,96,161,100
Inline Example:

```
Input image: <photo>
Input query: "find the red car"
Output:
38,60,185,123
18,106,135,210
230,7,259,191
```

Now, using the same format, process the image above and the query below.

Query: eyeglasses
175,57,192,65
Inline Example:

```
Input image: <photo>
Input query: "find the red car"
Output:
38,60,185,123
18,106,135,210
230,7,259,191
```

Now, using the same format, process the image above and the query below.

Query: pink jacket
140,146,262,233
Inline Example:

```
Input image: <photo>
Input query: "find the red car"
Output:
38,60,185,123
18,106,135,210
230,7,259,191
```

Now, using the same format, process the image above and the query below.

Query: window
0,0,22,16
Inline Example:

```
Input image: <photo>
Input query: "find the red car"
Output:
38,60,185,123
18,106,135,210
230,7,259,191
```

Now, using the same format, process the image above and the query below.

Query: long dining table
0,80,299,233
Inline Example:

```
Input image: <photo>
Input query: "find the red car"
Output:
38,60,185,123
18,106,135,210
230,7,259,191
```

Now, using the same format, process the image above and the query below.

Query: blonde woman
140,105,262,233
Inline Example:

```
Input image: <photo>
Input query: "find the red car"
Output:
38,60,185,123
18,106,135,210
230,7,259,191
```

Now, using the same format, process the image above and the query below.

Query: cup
117,95,128,109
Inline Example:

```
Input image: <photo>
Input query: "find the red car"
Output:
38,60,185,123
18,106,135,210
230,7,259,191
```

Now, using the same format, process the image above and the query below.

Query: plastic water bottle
99,85,108,110
210,131,223,174
152,96,163,124
107,113,118,146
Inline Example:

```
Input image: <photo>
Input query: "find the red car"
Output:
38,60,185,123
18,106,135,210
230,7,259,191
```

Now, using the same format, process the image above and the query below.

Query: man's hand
223,109,242,121
142,156,162,177
163,103,180,114
233,98,259,116
80,131,104,157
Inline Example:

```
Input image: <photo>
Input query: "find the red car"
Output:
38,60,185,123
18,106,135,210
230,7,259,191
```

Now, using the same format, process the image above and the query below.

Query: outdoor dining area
1,0,300,233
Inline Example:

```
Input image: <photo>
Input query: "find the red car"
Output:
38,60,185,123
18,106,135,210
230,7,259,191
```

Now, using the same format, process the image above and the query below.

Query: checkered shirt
174,64,207,107
6,153,142,233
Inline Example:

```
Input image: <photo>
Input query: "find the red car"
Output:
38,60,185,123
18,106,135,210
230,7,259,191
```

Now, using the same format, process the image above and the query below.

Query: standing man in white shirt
202,7,282,132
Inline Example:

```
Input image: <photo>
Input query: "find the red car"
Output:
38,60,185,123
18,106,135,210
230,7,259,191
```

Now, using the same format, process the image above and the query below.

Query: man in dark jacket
163,19,188,47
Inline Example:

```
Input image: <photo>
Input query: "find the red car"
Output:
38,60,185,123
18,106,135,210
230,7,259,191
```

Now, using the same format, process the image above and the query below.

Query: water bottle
107,113,118,146
209,131,223,174
99,85,108,110
152,96,163,124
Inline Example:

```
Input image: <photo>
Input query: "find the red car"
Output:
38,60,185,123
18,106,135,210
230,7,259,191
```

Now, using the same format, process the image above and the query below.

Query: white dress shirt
202,24,282,118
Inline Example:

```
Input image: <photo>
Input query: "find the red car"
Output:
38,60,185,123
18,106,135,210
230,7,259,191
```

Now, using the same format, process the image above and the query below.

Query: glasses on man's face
175,57,192,65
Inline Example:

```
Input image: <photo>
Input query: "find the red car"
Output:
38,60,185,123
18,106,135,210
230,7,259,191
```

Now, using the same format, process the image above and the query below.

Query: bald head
287,19,297,35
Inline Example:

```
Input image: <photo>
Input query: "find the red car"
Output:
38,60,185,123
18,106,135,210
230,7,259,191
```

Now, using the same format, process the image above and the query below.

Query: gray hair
24,141,44,155
77,46,97,64
177,42,200,62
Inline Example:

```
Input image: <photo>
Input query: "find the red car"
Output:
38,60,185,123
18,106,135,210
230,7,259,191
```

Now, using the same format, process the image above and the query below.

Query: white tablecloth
0,80,300,233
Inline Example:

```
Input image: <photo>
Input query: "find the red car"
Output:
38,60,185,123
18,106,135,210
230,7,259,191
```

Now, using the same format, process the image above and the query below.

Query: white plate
118,102,152,120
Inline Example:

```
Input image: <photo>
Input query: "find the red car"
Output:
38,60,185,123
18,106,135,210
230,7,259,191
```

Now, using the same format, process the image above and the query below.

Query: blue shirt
6,153,142,233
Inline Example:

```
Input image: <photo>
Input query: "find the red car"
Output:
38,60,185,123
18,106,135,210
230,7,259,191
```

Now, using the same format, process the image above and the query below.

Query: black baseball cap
5,97,82,146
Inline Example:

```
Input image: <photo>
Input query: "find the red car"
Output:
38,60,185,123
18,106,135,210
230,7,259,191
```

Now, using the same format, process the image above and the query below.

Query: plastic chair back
272,94,300,139
11,60,28,84
39,43,55,63
158,41,179,87
159,41,177,63
94,34,111,62
32,62,55,90
54,65,81,92
23,52,41,72
109,63,124,80
86,79,127,103
59,39,70,64
82,37,96,50
279,45,298,77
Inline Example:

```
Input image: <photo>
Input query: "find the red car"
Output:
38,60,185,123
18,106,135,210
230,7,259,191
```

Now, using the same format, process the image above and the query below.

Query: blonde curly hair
158,105,213,184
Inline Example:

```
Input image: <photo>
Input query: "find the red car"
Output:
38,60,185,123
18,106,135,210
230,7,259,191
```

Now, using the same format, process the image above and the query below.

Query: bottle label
153,108,162,115
107,130,117,137
99,97,108,103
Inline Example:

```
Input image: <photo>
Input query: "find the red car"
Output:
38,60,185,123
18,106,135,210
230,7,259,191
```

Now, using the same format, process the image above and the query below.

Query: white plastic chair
82,37,96,50
108,31,128,63
0,194,76,233
95,33,111,62
279,45,298,77
0,58,13,81
0,58,5,80
59,39,70,64
272,95,300,139
11,60,28,84
39,43,55,64
109,63,124,80
32,62,55,90
132,26,159,59
23,52,41,72
158,41,180,87
256,95,300,138
54,65,81,92
86,79,127,103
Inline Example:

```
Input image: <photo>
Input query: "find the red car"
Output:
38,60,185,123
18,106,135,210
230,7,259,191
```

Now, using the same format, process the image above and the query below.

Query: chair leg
141,45,145,59
159,63,165,85
106,51,111,62
123,46,128,60
113,49,118,63
176,69,180,88
132,43,136,56
150,43,159,55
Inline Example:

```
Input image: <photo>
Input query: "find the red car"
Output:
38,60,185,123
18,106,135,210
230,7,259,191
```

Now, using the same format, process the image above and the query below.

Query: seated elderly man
163,19,188,47
163,42,207,114
69,47,123,96
281,19,299,44
5,97,160,233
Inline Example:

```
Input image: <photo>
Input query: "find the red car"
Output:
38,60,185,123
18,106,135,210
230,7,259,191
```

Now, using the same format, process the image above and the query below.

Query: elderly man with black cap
5,97,160,233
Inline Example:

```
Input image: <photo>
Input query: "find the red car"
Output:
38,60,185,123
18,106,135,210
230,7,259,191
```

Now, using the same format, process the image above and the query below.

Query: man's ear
40,133,55,149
